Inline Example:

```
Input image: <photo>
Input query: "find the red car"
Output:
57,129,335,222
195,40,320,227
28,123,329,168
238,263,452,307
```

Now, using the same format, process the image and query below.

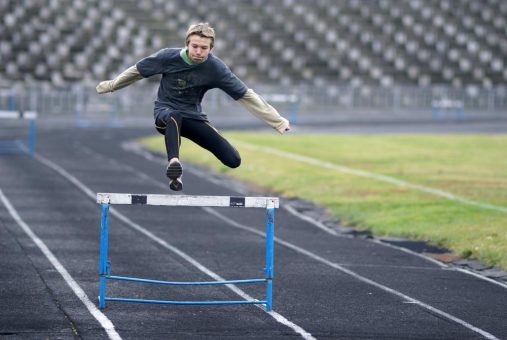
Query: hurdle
96,193,278,311
0,110,37,155
431,98,464,120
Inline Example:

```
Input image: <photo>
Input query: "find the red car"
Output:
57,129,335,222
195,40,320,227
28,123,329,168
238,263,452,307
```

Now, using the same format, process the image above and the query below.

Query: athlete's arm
96,65,143,94
238,89,290,134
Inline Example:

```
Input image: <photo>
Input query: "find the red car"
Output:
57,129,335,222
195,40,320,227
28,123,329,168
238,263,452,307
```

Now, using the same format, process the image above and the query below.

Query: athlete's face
187,35,212,62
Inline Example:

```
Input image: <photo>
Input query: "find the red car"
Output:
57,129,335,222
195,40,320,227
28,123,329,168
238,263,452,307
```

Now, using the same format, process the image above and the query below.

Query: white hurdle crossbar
96,193,278,310
0,110,37,155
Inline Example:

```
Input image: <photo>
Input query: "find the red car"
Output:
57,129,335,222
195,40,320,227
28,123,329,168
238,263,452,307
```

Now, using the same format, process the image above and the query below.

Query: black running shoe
169,177,183,191
166,159,183,191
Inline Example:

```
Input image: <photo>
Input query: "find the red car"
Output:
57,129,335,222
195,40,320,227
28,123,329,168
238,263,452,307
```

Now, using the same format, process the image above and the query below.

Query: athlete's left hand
96,81,113,94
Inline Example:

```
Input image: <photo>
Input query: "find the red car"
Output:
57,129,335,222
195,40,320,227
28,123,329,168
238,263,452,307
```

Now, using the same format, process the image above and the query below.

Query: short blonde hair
186,22,215,49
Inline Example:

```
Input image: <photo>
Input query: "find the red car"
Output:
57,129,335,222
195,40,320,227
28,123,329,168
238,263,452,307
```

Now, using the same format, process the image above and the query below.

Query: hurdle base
98,274,271,310
105,274,266,286
102,297,267,306
0,140,32,155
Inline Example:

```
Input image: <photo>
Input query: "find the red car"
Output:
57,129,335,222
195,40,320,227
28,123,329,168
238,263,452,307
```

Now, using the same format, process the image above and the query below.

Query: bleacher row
0,0,506,87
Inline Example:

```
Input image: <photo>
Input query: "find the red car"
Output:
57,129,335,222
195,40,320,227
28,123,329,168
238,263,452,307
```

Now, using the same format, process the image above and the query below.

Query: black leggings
155,110,241,168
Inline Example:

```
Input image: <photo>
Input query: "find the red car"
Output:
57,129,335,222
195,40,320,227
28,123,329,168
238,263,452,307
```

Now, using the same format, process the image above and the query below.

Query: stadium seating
0,0,506,87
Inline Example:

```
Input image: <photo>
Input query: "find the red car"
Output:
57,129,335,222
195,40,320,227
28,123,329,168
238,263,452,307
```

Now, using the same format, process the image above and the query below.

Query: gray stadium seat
0,0,506,87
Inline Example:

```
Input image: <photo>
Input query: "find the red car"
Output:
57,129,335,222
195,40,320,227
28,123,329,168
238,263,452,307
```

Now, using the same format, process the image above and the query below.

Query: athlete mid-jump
97,22,290,191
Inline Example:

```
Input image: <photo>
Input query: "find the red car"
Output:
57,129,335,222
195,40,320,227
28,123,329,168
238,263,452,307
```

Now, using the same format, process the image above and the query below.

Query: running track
1,127,506,339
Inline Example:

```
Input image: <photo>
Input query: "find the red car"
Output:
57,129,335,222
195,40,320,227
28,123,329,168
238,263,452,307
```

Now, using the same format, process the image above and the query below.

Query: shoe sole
166,161,183,180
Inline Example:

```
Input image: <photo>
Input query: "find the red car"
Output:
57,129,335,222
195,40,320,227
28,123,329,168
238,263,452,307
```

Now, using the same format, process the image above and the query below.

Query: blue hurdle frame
0,111,37,156
98,195,276,311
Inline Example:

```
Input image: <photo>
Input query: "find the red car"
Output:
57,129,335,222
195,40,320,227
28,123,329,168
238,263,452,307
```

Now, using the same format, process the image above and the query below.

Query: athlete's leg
155,110,183,190
181,118,241,168
155,110,182,161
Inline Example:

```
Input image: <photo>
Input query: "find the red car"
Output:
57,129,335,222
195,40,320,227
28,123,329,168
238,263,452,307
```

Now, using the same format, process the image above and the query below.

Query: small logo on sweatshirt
176,79,187,89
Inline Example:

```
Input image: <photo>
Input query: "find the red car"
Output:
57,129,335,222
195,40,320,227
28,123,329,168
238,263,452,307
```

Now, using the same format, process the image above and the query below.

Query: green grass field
139,133,507,270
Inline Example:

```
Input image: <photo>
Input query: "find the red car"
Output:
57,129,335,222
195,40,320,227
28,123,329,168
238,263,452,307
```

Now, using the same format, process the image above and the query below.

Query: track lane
1,127,506,339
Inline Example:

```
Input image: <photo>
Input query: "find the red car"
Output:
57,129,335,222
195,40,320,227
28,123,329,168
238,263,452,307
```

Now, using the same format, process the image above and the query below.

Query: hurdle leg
289,99,299,125
265,203,275,311
99,203,110,309
7,94,16,110
431,105,439,120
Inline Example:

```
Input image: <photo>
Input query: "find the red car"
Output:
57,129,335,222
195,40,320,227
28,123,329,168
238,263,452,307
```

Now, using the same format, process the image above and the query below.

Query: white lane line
33,153,316,340
0,189,121,340
202,207,500,340
233,140,507,214
453,267,507,290
119,141,503,338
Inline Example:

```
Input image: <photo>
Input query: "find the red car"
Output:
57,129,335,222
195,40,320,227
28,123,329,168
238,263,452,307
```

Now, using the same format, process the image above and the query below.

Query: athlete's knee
216,149,241,168
223,152,241,168
229,155,241,168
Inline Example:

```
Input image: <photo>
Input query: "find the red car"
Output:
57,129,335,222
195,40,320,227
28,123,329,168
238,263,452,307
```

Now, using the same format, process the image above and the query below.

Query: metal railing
1,83,506,127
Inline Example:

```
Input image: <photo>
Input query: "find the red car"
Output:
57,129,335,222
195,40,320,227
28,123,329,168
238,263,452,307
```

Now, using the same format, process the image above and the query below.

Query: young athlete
96,23,290,191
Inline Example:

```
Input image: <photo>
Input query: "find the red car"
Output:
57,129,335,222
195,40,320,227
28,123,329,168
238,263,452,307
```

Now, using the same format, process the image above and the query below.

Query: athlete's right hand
96,81,113,94
276,117,290,134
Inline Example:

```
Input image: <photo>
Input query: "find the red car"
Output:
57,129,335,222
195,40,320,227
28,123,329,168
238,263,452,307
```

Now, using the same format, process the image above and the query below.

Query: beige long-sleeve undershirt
237,89,290,133
95,65,143,93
